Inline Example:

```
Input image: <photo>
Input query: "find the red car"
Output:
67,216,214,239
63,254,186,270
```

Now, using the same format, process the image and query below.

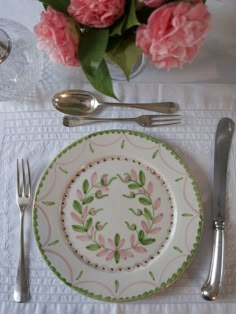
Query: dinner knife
201,117,234,301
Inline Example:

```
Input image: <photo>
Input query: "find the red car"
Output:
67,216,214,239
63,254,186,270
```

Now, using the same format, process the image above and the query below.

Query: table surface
1,1,236,313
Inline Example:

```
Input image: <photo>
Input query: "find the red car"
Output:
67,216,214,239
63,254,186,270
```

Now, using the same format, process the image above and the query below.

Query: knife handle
201,220,224,301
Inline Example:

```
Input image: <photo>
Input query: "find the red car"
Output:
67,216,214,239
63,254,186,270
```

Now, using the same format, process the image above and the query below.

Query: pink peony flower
68,0,126,28
34,6,80,66
144,0,165,7
136,0,211,69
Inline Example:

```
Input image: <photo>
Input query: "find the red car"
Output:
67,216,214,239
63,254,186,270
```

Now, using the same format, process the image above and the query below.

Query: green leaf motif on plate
181,213,194,217
139,170,145,186
85,217,93,231
82,179,89,194
128,183,141,189
82,195,94,205
76,270,83,281
48,240,59,246
121,139,125,149
175,177,184,182
114,279,119,293
114,233,120,247
152,149,159,159
140,238,155,246
173,246,183,253
138,197,152,206
42,201,55,206
89,143,94,153
59,166,68,174
72,225,86,233
73,200,82,214
149,271,155,281
114,251,120,264
86,243,101,251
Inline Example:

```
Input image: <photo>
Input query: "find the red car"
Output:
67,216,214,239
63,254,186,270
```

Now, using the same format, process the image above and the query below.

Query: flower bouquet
34,0,211,99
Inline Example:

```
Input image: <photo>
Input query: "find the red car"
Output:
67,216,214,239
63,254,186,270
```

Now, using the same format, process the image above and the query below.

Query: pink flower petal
141,220,149,233
106,251,115,261
108,238,115,249
154,197,161,210
153,213,164,224
120,250,134,260
149,226,161,234
96,248,109,257
130,234,136,247
91,172,98,185
147,181,153,195
130,169,137,181
76,235,90,241
133,246,147,253
76,189,83,201
117,238,125,249
98,234,105,247
82,205,88,218
70,212,82,224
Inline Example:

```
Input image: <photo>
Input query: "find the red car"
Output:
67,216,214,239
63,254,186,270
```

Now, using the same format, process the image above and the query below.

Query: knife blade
201,117,234,301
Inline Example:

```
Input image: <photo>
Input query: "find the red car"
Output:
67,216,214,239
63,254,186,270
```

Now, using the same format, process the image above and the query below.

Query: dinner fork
14,159,31,303
63,114,182,127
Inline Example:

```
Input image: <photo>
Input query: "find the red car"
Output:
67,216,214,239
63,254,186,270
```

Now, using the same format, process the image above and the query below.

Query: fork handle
63,116,135,127
102,101,177,114
14,212,29,302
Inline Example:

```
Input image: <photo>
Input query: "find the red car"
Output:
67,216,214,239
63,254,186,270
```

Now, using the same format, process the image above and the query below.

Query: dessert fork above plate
63,114,182,127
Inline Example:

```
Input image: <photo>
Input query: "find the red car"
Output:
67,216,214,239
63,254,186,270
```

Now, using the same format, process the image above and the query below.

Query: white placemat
0,83,236,314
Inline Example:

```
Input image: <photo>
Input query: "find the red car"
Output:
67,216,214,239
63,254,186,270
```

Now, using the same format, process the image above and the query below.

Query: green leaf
121,139,125,149
173,246,183,253
114,251,120,264
114,233,120,247
175,177,184,182
139,170,145,186
140,238,156,245
42,201,55,206
89,143,94,153
149,271,155,281
138,230,145,242
85,59,117,99
72,225,86,233
128,183,141,189
79,28,109,76
59,166,68,174
107,34,142,80
79,28,117,99
48,240,59,246
82,196,94,205
139,197,152,206
86,244,101,251
182,213,194,217
39,0,70,14
85,217,93,231
82,179,89,194
152,149,159,159
76,270,83,281
114,279,119,293
144,208,153,221
73,200,82,214
110,0,140,36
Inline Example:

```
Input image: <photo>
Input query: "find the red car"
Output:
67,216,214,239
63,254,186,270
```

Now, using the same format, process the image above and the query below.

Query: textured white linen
0,1,236,313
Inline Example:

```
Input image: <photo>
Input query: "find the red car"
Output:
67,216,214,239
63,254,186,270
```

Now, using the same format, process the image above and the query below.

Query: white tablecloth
1,1,236,313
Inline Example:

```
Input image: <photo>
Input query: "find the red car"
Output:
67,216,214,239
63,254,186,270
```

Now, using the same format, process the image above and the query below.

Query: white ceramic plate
33,130,202,302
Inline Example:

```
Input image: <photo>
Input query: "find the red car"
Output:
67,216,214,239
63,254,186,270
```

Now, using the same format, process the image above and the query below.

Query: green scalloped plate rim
33,129,203,302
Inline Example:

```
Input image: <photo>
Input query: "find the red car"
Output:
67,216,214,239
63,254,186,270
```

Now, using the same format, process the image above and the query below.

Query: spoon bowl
52,90,178,115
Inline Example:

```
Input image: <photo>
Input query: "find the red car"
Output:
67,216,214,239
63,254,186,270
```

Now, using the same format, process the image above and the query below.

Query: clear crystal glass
0,19,43,102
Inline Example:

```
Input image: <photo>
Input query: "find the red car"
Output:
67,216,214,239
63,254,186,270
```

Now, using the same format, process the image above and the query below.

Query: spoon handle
102,101,177,114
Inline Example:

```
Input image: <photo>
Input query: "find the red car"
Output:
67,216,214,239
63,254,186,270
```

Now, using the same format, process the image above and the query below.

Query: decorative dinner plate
33,130,202,302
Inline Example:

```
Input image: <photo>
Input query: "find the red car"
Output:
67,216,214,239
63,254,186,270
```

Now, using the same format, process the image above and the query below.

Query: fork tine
22,159,26,197
26,160,31,197
150,121,182,127
17,159,21,196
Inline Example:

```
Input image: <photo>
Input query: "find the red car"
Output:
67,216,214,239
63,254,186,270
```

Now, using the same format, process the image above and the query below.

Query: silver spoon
52,90,178,115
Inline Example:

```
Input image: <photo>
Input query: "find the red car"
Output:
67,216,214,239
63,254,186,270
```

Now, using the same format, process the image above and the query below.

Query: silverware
53,90,178,115
201,117,234,301
63,114,181,128
14,159,32,303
